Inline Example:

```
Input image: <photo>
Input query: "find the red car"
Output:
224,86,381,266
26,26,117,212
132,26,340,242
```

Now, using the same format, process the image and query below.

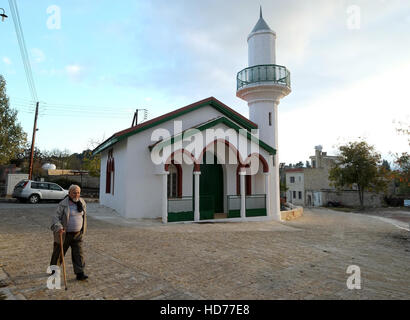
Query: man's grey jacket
50,197,87,244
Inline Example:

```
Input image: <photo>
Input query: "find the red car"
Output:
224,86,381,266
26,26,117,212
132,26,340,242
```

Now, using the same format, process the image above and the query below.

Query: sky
1,0,409,165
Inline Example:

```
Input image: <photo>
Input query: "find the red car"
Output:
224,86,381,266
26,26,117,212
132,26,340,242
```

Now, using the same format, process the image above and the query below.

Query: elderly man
50,184,88,281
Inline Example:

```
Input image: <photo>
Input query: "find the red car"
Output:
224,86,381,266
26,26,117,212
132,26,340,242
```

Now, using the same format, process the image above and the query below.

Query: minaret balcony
236,64,291,91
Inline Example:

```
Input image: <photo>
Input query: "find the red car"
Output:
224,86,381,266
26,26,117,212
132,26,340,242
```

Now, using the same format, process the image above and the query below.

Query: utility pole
28,101,39,180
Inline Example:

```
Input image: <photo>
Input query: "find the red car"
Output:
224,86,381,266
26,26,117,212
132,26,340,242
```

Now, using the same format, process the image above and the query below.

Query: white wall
99,140,128,217
248,30,276,66
286,172,304,205
6,174,28,195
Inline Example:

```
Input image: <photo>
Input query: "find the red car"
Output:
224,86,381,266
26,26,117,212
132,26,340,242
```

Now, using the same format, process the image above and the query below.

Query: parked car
12,180,68,204
327,201,342,207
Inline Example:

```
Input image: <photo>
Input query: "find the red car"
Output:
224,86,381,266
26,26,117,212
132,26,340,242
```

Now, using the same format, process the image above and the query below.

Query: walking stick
59,231,68,290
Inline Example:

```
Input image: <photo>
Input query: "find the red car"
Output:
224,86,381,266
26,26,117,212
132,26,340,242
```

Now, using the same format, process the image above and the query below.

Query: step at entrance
214,213,228,219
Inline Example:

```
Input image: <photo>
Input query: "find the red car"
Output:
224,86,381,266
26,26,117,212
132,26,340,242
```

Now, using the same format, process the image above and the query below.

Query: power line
41,102,136,111
8,0,39,180
38,112,131,118
8,0,38,102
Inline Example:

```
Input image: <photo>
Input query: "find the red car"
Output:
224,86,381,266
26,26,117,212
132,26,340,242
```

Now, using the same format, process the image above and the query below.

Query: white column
193,171,201,222
270,154,281,221
162,172,169,224
239,171,246,219
264,172,270,216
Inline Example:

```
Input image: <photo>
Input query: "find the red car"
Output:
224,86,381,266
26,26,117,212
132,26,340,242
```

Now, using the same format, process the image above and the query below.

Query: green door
195,153,224,219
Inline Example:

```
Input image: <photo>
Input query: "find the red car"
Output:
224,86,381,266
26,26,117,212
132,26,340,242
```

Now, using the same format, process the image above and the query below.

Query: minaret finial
260,5,262,18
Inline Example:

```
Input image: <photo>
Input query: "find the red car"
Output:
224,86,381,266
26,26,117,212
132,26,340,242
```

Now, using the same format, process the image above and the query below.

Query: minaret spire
260,5,262,18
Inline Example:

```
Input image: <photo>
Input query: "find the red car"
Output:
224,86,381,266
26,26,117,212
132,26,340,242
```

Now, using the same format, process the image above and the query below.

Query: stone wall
322,190,383,207
280,207,303,221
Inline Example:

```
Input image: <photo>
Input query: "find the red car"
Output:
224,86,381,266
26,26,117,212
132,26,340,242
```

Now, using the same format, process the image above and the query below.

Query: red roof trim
114,97,256,138
93,97,257,155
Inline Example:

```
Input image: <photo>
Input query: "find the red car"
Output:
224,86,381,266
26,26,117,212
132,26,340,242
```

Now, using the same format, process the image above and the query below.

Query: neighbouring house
0,164,24,196
92,9,293,223
286,146,384,207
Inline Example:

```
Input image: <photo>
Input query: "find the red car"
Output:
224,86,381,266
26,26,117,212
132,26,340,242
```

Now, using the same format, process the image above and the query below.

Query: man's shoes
76,272,88,281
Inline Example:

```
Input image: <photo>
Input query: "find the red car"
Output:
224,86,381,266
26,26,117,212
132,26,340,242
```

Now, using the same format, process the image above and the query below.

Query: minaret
236,7,291,220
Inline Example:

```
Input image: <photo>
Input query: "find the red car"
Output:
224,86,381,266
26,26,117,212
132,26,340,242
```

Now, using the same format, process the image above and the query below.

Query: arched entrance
194,152,224,220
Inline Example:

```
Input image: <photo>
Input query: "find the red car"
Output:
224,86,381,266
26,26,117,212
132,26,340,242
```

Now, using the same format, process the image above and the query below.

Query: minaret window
269,112,272,126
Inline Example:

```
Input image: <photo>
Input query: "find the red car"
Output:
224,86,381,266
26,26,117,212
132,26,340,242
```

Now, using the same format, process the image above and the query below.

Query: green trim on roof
92,100,257,155
149,117,276,155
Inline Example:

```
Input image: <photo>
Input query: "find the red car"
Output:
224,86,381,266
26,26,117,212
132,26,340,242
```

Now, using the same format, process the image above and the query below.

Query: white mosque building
93,9,291,223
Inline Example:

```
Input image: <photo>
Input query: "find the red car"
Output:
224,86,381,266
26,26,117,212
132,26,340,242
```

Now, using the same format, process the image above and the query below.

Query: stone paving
0,203,409,300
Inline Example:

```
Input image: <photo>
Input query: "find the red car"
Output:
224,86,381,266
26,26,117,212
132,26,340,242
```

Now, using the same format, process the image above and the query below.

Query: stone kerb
281,206,304,221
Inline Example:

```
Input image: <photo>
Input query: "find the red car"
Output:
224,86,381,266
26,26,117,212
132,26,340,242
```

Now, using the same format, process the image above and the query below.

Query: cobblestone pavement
0,203,409,300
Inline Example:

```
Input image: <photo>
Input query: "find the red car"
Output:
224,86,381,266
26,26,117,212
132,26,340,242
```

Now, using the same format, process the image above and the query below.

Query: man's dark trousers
50,231,85,275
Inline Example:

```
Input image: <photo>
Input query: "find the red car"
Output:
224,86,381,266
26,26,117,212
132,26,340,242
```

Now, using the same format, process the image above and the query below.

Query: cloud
65,64,85,81
2,57,12,65
31,48,46,63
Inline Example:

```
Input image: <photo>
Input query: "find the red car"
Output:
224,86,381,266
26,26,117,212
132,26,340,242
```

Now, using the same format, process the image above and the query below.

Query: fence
168,197,194,222
237,64,291,90
227,194,267,218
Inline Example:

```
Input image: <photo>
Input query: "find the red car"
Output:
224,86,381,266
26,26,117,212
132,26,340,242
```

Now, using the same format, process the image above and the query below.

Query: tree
329,140,388,208
0,75,27,165
82,150,100,177
10,146,43,175
390,120,410,196
392,153,410,195
381,159,391,171
48,148,71,169
295,161,304,168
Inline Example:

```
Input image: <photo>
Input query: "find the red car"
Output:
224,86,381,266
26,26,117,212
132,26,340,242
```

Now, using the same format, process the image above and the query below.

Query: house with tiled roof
93,9,292,223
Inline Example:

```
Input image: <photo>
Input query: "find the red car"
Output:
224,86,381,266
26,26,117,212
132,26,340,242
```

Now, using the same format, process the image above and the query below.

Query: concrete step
214,213,228,219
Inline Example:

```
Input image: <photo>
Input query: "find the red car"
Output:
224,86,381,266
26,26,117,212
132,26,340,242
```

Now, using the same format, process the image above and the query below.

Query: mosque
93,8,291,223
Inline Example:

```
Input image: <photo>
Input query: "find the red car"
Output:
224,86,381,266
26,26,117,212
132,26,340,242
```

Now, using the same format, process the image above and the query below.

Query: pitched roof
92,97,258,155
148,116,276,155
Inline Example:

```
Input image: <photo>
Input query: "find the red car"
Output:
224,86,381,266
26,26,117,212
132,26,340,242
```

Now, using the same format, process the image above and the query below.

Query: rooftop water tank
42,163,56,170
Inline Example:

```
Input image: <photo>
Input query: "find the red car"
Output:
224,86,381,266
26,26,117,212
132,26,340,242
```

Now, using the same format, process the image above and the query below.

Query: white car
12,180,69,204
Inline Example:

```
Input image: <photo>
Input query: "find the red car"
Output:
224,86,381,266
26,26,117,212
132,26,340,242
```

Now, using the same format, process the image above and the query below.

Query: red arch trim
244,153,269,173
165,149,200,172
